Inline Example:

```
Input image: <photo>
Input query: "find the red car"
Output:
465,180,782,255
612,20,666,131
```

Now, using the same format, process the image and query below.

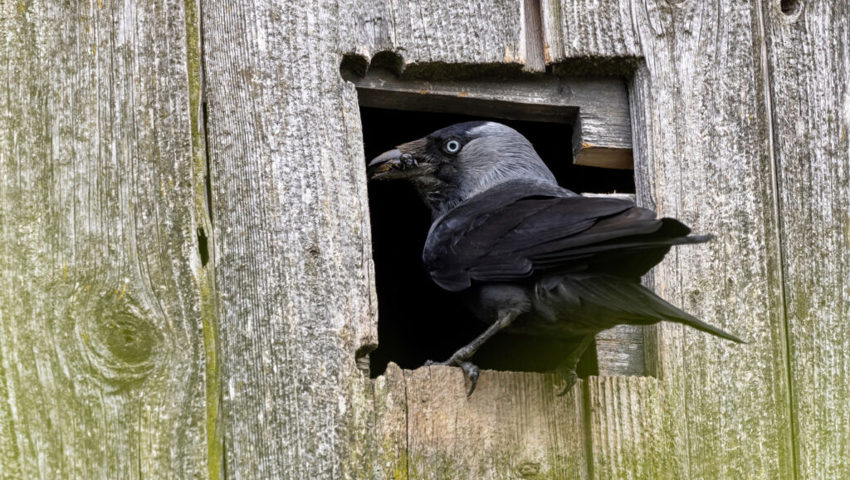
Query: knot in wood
516,461,541,477
102,312,155,364
54,277,168,391
83,293,163,388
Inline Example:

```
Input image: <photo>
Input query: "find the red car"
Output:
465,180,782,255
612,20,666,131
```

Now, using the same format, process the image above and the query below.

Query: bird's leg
554,334,595,396
425,310,518,396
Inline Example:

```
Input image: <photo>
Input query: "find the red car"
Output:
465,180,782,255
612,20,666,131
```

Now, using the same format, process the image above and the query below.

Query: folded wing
424,179,709,292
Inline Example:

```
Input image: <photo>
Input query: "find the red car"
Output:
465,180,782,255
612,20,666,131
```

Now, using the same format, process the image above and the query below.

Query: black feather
424,179,704,291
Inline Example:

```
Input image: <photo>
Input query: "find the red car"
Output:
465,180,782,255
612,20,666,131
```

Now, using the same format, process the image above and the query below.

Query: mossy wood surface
763,2,850,478
2,0,848,479
0,0,213,478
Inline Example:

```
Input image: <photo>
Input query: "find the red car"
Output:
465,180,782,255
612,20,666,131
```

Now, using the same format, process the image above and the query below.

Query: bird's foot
424,357,480,397
555,368,578,397
552,334,594,396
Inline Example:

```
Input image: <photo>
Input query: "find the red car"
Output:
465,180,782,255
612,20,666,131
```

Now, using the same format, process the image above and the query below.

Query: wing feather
424,179,707,292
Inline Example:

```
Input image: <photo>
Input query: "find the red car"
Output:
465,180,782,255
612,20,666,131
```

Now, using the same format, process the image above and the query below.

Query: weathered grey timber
625,3,795,477
764,2,850,478
3,0,849,479
0,0,213,478
404,364,586,479
556,1,795,476
200,2,374,477
352,70,634,168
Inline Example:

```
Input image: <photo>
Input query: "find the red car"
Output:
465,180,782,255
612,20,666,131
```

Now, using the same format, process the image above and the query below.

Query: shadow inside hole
363,106,634,379
780,0,802,16
197,227,210,267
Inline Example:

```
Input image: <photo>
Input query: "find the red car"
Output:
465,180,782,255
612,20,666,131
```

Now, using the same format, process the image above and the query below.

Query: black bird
368,121,742,395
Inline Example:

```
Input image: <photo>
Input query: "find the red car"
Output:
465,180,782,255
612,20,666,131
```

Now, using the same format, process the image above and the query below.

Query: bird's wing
424,179,706,292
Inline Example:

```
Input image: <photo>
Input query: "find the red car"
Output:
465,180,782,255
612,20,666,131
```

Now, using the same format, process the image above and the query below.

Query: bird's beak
367,139,429,180
367,149,405,179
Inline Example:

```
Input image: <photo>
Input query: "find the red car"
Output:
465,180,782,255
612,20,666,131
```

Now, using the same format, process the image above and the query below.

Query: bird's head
368,121,556,218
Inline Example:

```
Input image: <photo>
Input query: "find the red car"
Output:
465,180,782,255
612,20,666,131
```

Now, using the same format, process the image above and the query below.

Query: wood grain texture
347,364,588,480
346,364,408,480
0,0,211,478
404,366,587,480
201,1,379,478
594,326,645,376
627,2,794,478
348,0,525,69
544,1,796,478
353,70,633,169
541,0,640,69
571,78,634,169
762,2,850,478
586,376,681,479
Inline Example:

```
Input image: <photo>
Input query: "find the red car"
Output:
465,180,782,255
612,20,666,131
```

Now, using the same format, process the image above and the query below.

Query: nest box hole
361,105,635,379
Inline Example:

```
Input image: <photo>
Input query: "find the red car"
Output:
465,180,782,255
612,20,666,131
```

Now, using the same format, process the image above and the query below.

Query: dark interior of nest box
361,105,635,379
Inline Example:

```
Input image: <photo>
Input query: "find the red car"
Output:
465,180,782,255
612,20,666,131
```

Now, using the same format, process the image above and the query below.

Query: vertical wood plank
586,376,681,479
763,2,850,478
628,1,794,478
347,0,525,68
346,364,408,480
542,0,640,70
549,1,796,478
405,367,587,480
201,1,381,477
0,0,211,478
594,326,645,376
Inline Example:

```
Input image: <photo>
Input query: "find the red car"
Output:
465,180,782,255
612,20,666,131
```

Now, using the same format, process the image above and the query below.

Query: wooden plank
348,364,589,480
346,0,525,69
521,0,547,72
541,0,641,72
762,2,850,477
352,71,633,169
627,2,795,478
594,326,645,377
545,1,796,477
0,1,211,478
200,1,383,478
346,364,408,480
405,366,587,480
586,376,682,479
572,92,634,169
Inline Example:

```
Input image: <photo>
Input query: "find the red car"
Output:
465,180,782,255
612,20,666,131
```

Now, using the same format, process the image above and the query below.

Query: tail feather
663,306,745,343
632,282,744,343
566,274,744,343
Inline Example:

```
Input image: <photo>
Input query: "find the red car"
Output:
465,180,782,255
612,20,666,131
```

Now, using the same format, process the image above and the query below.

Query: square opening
361,102,636,379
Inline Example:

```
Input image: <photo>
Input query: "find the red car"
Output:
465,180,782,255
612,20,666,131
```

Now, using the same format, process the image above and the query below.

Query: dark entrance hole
362,106,635,379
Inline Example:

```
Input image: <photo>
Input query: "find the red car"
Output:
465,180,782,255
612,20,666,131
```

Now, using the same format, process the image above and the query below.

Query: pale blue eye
445,140,461,153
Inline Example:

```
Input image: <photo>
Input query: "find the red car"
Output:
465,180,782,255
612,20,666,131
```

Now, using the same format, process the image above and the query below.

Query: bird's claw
556,369,578,397
424,358,481,396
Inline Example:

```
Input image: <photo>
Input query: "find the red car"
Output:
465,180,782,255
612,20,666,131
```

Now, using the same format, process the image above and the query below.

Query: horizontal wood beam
351,70,633,169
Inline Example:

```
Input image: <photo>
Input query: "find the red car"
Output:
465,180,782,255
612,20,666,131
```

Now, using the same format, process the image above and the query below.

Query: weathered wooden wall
0,1,213,478
764,3,850,478
1,0,848,479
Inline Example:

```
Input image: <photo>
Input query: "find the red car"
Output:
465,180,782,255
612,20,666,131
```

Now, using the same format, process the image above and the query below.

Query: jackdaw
368,121,742,395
